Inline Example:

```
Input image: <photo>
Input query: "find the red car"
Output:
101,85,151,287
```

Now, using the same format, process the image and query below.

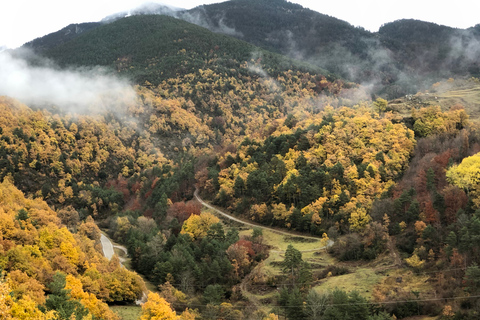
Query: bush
329,233,364,261
317,265,350,279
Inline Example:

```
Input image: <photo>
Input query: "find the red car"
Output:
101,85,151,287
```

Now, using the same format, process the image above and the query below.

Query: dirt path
194,189,323,242
194,189,338,308
239,262,264,309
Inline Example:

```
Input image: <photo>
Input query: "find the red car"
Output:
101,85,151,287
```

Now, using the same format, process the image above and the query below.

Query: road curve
194,188,324,242
100,232,147,304
100,233,115,260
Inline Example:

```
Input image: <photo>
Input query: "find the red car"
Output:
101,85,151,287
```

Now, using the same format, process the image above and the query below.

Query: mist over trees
3,2,480,319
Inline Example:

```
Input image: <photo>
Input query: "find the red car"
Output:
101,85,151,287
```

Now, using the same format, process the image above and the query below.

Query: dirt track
194,188,334,251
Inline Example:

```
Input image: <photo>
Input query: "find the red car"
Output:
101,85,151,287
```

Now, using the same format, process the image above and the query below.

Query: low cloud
247,52,281,93
0,49,136,113
178,8,243,38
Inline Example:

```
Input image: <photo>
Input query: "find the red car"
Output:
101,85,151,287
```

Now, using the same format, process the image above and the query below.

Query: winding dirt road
194,188,333,249
194,190,337,310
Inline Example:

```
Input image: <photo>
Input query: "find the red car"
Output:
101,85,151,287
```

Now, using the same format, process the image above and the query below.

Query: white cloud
0,50,136,113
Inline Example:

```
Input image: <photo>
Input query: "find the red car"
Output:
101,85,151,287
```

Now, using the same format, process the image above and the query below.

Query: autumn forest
3,1,480,319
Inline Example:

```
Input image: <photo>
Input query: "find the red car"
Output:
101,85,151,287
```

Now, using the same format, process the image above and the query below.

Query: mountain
30,14,328,85
182,0,480,97
22,0,480,98
5,2,480,319
23,22,103,53
180,0,374,68
379,19,480,77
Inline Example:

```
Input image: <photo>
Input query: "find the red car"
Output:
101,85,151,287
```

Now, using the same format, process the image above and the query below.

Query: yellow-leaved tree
65,275,119,320
447,152,480,207
0,280,56,320
405,253,425,271
140,292,178,320
320,233,330,252
181,212,220,240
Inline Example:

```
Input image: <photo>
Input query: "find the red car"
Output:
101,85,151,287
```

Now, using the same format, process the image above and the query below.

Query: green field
199,202,438,317
109,305,141,320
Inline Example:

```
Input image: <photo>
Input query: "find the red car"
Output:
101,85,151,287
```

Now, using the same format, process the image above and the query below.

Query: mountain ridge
27,14,331,85
21,0,480,98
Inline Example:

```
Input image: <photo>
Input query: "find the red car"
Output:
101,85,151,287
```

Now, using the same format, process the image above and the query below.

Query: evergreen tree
45,272,88,320
283,244,302,285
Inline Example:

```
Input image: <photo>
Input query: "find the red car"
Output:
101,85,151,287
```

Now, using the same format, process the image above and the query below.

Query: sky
1,0,479,50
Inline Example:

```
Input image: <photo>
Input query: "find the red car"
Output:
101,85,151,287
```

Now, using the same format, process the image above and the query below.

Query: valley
1,1,480,319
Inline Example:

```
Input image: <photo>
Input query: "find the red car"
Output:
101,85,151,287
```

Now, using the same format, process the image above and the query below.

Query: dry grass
436,85,480,119
389,81,480,120
202,202,437,310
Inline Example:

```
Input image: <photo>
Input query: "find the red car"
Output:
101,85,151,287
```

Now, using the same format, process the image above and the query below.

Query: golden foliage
447,151,480,207
0,280,56,320
140,292,178,320
412,105,468,137
65,275,119,320
181,212,220,240
0,179,146,315
405,253,425,270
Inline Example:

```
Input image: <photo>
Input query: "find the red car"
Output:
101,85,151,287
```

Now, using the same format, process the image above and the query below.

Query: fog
177,8,243,38
0,49,136,113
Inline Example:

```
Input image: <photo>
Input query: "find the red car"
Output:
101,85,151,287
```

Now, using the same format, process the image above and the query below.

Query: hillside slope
187,1,480,95
21,0,480,98
23,22,103,53
35,14,328,85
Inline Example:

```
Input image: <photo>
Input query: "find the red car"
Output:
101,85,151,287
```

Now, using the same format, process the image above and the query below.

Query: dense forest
25,0,480,98
3,2,480,320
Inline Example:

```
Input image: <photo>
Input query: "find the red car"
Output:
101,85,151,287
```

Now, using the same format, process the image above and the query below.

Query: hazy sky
1,0,479,49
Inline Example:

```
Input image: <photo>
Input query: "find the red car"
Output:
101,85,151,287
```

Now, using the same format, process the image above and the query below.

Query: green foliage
16,208,29,221
45,272,88,320
303,288,370,320
203,284,225,305
282,244,302,275
465,264,480,294
283,287,305,320
39,15,325,86
25,22,102,52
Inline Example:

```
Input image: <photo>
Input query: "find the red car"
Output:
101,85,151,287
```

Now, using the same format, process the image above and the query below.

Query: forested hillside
180,0,480,97
0,178,144,320
199,106,416,235
32,14,329,86
1,14,354,318
23,22,103,53
3,5,480,320
23,0,480,99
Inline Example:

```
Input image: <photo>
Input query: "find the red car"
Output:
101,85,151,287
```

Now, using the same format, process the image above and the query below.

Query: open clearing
109,305,141,320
